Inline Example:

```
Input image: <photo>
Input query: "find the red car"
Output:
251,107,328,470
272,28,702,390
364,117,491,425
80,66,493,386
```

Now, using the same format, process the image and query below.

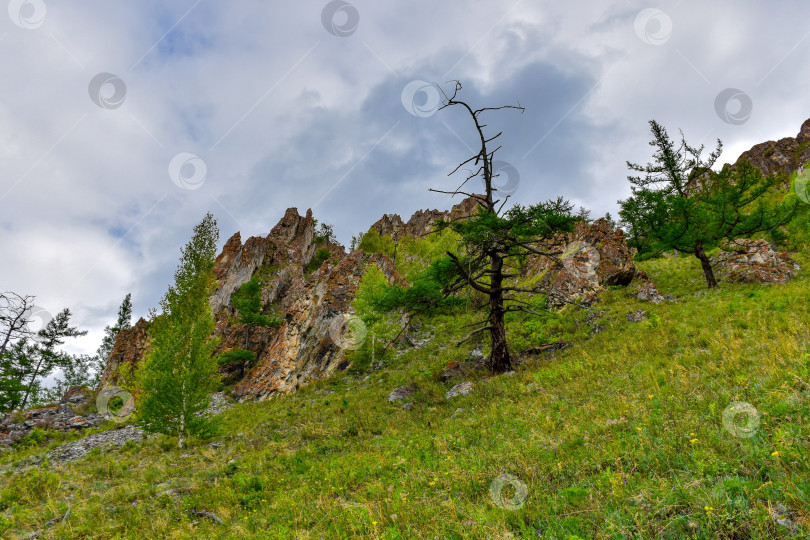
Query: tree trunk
694,243,718,289
488,252,512,373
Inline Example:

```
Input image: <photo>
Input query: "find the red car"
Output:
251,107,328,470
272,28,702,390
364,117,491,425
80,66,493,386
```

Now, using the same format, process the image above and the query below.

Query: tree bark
488,252,512,373
694,243,718,289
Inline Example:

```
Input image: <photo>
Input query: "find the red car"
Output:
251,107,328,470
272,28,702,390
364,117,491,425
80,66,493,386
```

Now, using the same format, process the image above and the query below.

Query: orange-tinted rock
98,318,150,389
233,251,401,400
370,196,481,240
525,218,639,306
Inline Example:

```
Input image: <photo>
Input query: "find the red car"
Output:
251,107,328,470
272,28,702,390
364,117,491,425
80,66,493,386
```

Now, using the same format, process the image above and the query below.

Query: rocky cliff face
735,118,810,178
100,206,403,402
98,318,150,388
370,196,479,240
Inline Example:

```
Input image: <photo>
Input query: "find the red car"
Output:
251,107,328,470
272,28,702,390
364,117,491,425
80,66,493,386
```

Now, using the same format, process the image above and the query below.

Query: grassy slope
1,253,808,539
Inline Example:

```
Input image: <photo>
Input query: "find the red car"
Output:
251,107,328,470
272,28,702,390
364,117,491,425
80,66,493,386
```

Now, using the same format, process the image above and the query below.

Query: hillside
1,249,808,538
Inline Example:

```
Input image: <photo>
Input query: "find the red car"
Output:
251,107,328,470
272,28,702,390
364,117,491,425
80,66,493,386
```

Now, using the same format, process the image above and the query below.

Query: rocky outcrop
370,196,480,240
233,250,401,400
100,205,403,402
712,239,800,284
735,118,810,179
525,218,639,307
210,208,318,314
0,387,102,445
98,318,150,389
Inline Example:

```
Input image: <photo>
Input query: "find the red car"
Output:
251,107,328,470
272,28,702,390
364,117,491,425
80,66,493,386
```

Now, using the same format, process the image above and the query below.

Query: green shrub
305,248,331,275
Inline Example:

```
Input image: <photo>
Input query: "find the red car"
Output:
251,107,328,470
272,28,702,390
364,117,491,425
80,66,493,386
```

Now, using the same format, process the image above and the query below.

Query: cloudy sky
1,0,808,358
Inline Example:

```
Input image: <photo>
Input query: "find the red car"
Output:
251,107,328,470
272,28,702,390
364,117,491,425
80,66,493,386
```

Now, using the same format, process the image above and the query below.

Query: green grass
1,254,808,538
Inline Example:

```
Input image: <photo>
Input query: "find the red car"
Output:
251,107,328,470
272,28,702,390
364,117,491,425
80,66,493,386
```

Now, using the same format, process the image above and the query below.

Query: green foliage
232,276,280,328
314,223,337,245
18,427,48,448
304,248,331,275
345,265,401,373
138,213,221,448
217,349,256,367
620,120,797,287
1,251,809,537
91,293,133,388
357,228,396,259
373,256,464,314
0,308,87,412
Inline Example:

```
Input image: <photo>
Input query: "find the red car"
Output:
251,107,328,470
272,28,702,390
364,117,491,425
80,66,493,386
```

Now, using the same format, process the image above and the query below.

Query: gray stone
446,382,474,399
387,385,416,403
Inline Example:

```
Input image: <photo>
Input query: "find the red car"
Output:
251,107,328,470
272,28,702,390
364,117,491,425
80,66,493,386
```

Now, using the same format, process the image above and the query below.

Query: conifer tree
620,120,797,288
138,213,220,449
92,293,132,387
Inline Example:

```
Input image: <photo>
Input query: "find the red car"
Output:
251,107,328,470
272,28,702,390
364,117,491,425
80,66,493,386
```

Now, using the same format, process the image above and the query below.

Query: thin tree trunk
488,252,512,373
19,353,46,411
694,243,718,289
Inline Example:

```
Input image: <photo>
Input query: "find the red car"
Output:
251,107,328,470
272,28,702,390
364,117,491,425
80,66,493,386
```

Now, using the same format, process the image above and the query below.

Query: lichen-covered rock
631,270,666,303
712,239,800,284
99,204,406,403
98,318,150,389
233,251,401,400
446,382,474,399
735,118,810,179
387,385,416,403
370,196,480,240
525,219,639,306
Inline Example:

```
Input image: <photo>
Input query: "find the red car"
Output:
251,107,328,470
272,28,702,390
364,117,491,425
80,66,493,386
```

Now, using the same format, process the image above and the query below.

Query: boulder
446,382,474,399
387,384,416,403
712,239,800,285
525,219,639,307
